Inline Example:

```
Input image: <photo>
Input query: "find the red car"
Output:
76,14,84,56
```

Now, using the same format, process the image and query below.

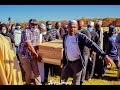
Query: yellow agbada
0,34,23,85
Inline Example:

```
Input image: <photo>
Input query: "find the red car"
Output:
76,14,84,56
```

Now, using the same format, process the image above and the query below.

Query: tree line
7,17,120,29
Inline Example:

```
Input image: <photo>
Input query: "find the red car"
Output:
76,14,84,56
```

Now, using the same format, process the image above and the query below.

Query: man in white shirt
13,23,22,63
60,20,114,85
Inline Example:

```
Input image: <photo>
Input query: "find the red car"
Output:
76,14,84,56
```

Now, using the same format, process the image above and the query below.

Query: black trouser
80,55,89,84
94,55,105,77
44,63,57,83
85,55,96,80
61,59,82,85
113,60,119,69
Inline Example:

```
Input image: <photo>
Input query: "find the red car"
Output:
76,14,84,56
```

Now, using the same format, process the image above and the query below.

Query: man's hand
91,51,96,57
32,52,38,59
104,55,114,68
37,55,42,62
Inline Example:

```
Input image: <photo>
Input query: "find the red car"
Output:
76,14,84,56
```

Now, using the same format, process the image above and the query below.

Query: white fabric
13,29,22,46
37,61,44,82
68,20,78,25
96,20,102,26
40,33,43,44
88,21,94,27
100,27,103,50
37,33,44,82
39,23,46,29
65,35,80,61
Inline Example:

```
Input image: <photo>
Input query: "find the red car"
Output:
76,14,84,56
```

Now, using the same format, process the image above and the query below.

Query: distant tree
113,19,120,27
39,21,46,25
102,20,109,27
60,20,68,27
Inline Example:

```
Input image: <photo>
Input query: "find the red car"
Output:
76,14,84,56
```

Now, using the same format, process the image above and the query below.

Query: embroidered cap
88,21,94,27
38,23,46,29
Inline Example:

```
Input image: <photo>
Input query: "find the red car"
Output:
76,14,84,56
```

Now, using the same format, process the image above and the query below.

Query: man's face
46,21,52,30
39,27,46,33
47,21,52,26
68,22,78,36
56,22,61,29
95,24,100,30
78,20,84,29
31,23,38,29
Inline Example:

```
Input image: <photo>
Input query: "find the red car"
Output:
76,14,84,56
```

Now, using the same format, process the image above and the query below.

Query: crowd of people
0,18,120,85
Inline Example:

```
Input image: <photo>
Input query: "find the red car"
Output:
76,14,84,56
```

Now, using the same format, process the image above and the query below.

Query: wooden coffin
38,39,63,66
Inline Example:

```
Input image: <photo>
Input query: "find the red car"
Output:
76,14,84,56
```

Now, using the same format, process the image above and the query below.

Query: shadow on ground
102,76,118,81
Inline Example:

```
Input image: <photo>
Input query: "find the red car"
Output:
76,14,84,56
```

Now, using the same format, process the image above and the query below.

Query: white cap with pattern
96,20,102,25
39,23,46,29
88,21,94,27
68,20,78,25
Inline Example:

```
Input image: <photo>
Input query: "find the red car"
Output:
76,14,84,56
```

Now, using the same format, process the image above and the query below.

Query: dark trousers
80,55,89,84
94,55,105,77
61,59,82,85
85,55,96,80
113,60,119,69
44,63,57,83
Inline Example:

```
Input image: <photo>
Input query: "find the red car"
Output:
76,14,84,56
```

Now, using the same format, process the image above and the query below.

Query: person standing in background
54,21,65,39
37,23,46,84
63,25,68,33
94,20,106,78
77,20,91,85
86,21,100,80
13,23,22,67
105,25,119,70
9,24,16,35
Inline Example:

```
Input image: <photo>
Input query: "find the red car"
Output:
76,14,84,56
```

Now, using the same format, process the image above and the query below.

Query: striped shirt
50,28,57,40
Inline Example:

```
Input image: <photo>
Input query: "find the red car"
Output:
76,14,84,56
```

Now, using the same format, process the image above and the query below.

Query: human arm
24,30,38,58
79,33,114,67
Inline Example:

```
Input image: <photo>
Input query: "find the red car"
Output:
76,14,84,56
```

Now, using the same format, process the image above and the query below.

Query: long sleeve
79,33,106,58
115,33,120,49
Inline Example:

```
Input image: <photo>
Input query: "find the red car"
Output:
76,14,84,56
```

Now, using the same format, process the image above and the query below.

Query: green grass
48,64,120,85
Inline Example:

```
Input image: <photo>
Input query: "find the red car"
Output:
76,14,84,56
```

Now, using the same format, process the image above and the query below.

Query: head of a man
87,21,94,32
29,19,33,27
77,20,84,30
109,25,117,35
16,23,21,30
95,20,102,31
46,21,52,30
38,23,46,33
30,19,38,29
55,22,61,29
64,25,68,33
68,20,78,36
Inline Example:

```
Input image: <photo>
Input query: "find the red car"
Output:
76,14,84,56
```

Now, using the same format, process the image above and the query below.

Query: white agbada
37,33,45,82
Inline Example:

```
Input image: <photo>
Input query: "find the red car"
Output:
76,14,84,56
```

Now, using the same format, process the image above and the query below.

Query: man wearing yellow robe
0,34,23,85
